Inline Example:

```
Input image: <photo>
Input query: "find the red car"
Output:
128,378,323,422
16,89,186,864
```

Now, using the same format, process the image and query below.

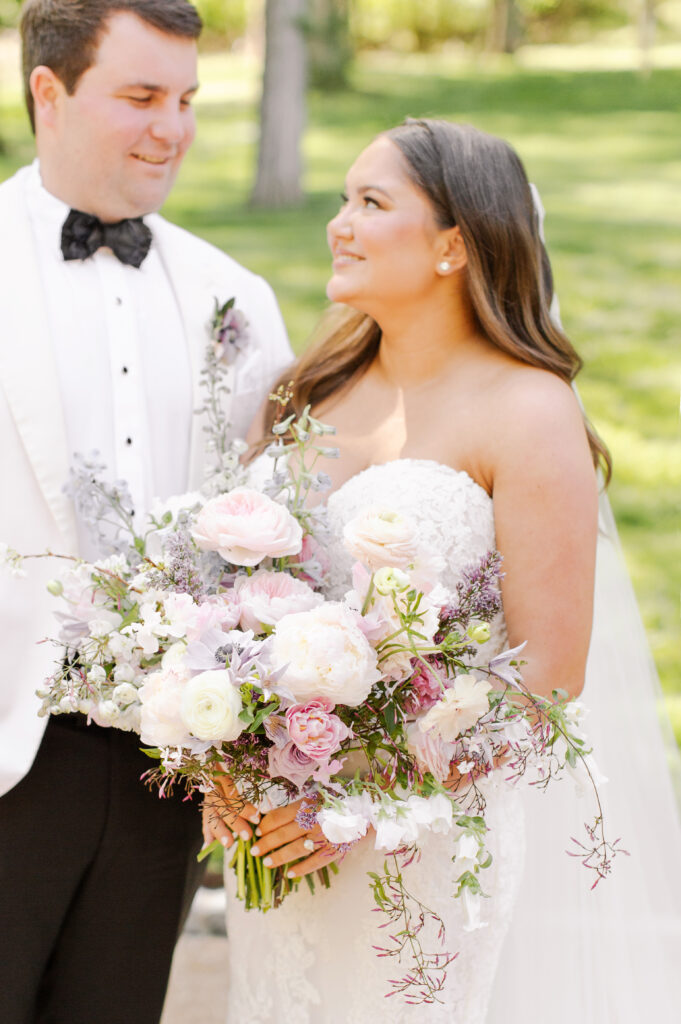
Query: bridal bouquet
2,299,620,1005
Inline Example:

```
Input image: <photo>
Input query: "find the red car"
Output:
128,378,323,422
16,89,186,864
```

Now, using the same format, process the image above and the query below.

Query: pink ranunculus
234,569,323,633
191,487,303,567
286,698,351,760
267,740,315,790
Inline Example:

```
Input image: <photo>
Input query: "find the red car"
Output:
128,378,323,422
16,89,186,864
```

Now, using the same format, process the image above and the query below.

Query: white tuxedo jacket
0,166,293,795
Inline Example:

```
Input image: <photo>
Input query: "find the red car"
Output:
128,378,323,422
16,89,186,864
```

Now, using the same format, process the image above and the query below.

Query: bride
204,119,681,1021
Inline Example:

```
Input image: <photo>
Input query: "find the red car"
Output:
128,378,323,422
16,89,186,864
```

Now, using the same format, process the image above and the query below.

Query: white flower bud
87,664,107,684
467,622,491,645
113,683,139,708
46,579,64,597
373,566,411,596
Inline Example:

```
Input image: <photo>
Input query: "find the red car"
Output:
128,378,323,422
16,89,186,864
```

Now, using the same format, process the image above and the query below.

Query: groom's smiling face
33,11,198,222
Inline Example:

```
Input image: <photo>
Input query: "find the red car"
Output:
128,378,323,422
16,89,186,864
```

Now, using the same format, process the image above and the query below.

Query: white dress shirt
25,161,193,558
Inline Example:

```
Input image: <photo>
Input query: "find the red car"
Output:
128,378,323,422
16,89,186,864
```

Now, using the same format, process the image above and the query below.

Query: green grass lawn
1,48,679,735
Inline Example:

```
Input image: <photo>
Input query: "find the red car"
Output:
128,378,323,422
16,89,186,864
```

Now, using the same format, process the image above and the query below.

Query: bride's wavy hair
264,119,611,481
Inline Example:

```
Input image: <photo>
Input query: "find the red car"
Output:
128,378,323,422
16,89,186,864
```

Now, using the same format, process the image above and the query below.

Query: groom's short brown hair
21,0,203,131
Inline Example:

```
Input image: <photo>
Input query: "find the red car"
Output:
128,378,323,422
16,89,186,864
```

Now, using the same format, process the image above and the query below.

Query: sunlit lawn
1,46,679,735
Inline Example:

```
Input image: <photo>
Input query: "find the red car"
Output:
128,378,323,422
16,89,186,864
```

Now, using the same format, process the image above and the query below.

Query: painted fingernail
303,838,315,852
250,845,260,856
220,836,231,848
287,869,296,879
255,826,262,836
263,856,273,867
240,830,250,840
248,813,260,824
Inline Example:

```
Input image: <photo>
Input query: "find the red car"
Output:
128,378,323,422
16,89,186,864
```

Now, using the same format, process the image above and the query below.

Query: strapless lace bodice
226,459,524,1024
323,459,508,658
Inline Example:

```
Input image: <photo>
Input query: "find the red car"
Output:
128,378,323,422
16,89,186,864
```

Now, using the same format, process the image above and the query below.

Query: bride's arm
487,370,599,700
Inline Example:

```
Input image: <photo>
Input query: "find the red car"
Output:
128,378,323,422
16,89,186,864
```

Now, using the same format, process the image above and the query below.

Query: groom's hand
201,774,260,850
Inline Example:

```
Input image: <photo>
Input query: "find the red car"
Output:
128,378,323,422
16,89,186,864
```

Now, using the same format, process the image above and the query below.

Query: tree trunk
486,0,520,55
637,0,656,76
306,0,352,90
250,0,307,208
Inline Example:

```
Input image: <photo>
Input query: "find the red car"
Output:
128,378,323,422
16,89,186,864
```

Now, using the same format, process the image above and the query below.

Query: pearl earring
438,260,451,273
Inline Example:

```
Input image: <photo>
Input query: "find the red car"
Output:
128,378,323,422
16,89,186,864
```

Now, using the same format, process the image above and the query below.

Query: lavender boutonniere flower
210,297,249,365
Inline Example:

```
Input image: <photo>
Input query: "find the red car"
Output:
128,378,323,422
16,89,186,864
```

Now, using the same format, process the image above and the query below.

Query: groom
0,1,291,1021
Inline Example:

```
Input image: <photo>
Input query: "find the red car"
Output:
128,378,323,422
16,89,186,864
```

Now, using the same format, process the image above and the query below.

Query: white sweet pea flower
418,674,492,742
372,800,420,851
318,804,370,845
87,664,107,685
406,793,454,834
461,887,488,933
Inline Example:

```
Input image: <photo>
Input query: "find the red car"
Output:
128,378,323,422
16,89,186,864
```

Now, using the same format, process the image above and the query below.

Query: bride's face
326,137,451,315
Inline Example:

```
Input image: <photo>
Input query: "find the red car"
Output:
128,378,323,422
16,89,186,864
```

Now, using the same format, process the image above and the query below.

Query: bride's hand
201,774,260,850
250,798,348,878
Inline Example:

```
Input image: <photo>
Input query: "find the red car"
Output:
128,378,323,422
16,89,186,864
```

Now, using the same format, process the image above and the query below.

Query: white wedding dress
224,460,527,1022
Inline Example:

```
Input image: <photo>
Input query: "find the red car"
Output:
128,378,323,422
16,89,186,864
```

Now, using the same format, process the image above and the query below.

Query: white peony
139,649,195,748
181,669,244,743
418,674,492,742
268,602,380,707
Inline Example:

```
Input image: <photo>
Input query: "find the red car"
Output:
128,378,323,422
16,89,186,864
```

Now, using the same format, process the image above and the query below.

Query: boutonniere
210,297,250,365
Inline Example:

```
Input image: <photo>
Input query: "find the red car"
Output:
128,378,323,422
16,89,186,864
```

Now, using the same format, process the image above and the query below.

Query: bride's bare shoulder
478,360,593,476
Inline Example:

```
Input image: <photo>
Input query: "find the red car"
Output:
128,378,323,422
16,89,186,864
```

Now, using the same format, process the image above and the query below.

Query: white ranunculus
268,602,380,707
318,805,370,845
343,507,419,571
181,670,244,743
418,674,492,742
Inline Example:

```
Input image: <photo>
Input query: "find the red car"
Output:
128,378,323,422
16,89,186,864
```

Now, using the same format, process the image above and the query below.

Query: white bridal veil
487,189,681,1021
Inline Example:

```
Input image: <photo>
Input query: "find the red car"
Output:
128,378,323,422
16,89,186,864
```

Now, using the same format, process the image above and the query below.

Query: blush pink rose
267,741,316,790
286,698,351,760
234,570,322,633
191,487,303,567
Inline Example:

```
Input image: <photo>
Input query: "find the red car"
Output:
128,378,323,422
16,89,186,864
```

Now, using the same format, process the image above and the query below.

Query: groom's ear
29,66,64,132
438,226,468,273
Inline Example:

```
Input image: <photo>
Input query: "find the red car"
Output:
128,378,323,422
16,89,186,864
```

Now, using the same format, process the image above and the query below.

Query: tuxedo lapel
0,171,77,549
149,215,236,489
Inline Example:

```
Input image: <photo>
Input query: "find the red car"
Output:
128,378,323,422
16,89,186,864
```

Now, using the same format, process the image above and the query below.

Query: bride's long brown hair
264,119,611,482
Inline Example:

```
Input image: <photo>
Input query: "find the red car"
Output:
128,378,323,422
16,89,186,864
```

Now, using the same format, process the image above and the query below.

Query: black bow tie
61,209,152,268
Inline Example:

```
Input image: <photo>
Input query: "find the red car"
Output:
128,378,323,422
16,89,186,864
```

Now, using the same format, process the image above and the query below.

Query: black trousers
0,715,205,1024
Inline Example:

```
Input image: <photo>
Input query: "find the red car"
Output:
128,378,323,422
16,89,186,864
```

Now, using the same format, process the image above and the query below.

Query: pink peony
403,666,444,713
234,569,322,633
163,592,240,642
191,487,303,567
286,698,351,760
